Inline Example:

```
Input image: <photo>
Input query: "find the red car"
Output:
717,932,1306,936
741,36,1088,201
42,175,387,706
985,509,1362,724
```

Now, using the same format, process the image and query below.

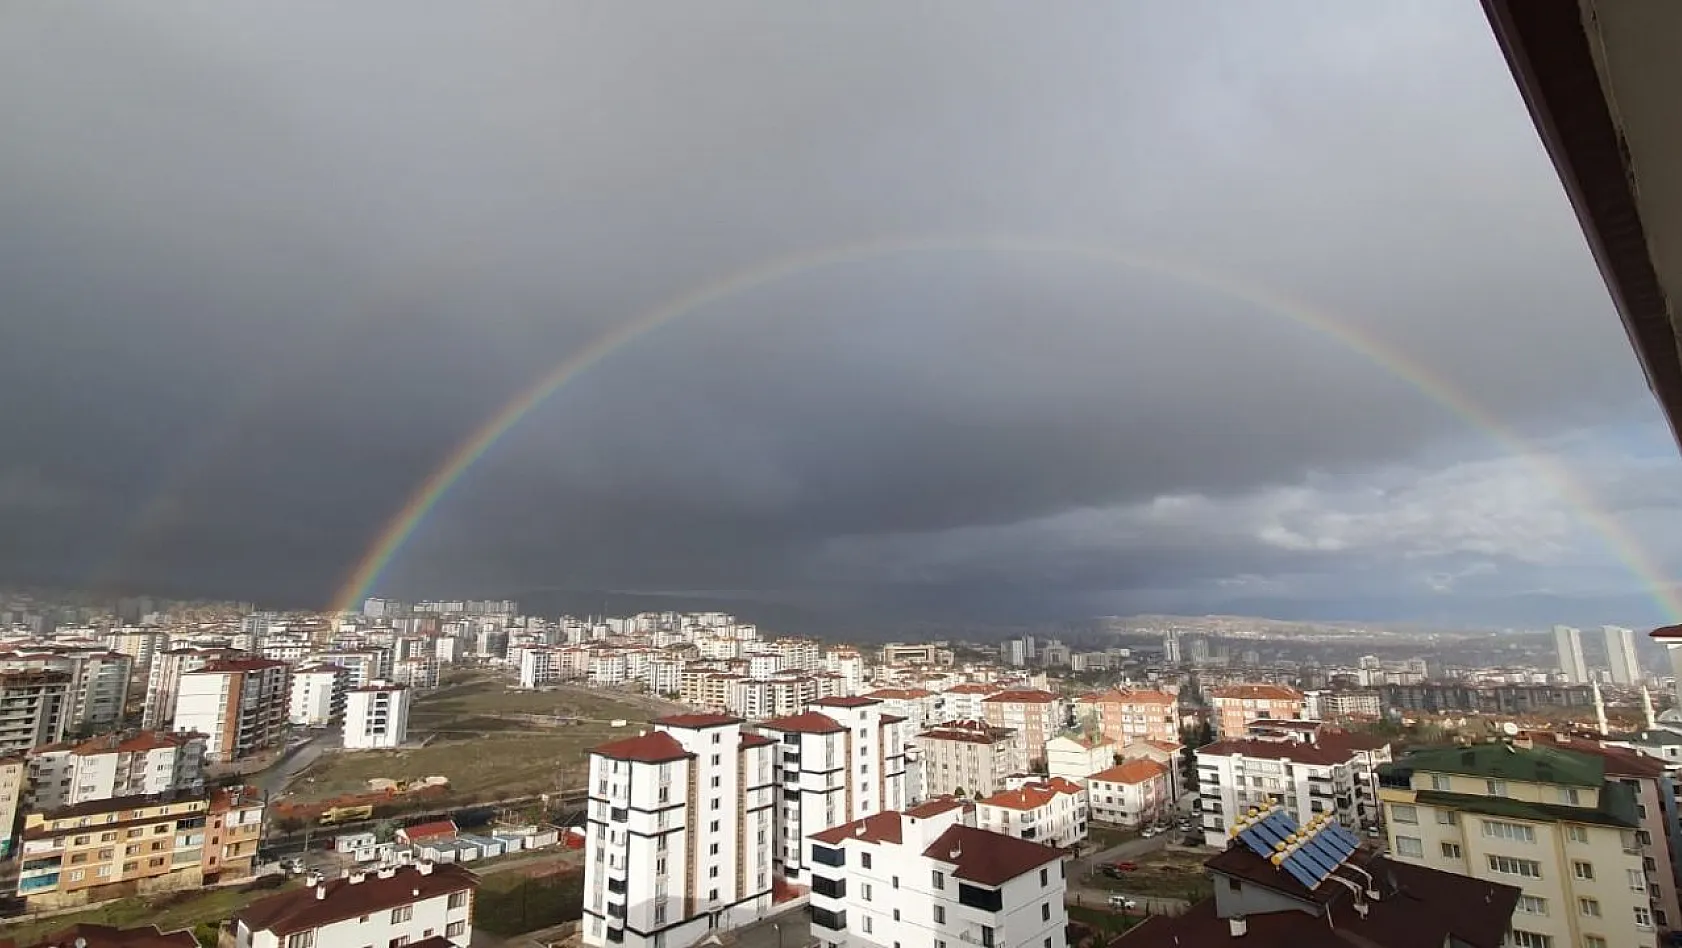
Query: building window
1583,937,1607,948
1516,895,1546,915
285,933,315,948
934,905,945,924
1636,906,1655,930
1039,867,1049,886
445,922,466,938
1579,898,1600,918
1629,868,1648,892
1434,809,1454,825
1567,825,1588,843
1041,903,1051,921
1440,842,1461,859
1558,787,1580,806
1429,774,1450,791
1390,805,1418,825
1487,855,1542,879
861,852,872,869
862,917,873,934
862,883,872,901
932,870,944,890
1394,836,1423,858
1481,820,1535,844
448,892,468,909
1508,932,1550,948
391,907,413,924
1572,860,1594,882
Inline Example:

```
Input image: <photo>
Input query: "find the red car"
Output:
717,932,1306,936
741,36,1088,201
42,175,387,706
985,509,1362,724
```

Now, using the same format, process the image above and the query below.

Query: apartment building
288,664,345,728
0,670,69,754
21,923,197,948
141,648,237,730
582,713,776,948
916,721,1029,799
26,731,207,812
754,696,910,885
171,659,289,763
1520,732,1682,935
976,777,1087,848
234,862,478,948
939,684,1001,723
1045,734,1117,783
981,690,1063,768
1087,758,1172,827
0,648,132,735
1303,688,1383,722
1124,807,1520,948
1208,684,1303,737
18,787,264,908
1196,739,1366,846
807,797,1068,948
1074,689,1180,745
201,785,265,882
878,642,954,666
862,688,944,731
1379,742,1656,948
1119,738,1186,800
343,682,411,750
0,754,23,856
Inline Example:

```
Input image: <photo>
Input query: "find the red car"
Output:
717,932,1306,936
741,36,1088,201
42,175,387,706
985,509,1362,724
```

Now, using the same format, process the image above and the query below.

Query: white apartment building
916,721,1029,800
863,688,945,731
311,649,387,688
26,730,207,811
1086,758,1171,826
824,649,867,696
1303,689,1383,721
582,713,776,948
941,684,1001,723
754,696,911,885
394,656,439,689
976,777,1087,848
344,682,411,750
0,648,131,735
233,862,478,948
142,647,237,730
1045,734,1117,783
807,798,1068,948
435,636,464,663
105,627,168,675
288,664,345,728
171,659,289,763
0,670,69,754
1196,737,1371,846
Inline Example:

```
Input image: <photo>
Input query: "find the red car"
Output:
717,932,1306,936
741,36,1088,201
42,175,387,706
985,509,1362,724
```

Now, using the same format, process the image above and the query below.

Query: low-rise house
397,820,457,847
976,777,1087,848
1087,758,1172,826
233,862,478,948
1045,734,1118,783
19,923,197,948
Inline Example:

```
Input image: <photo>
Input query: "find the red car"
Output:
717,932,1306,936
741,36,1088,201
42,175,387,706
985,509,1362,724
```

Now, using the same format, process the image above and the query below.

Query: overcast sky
4,1,1680,627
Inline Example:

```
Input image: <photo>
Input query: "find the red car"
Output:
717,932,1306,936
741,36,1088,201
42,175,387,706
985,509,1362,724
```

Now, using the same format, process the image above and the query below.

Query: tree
1179,721,1214,791
953,787,966,798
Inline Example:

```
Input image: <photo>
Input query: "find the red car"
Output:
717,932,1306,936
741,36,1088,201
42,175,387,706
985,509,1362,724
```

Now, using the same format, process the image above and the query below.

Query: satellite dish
1502,722,1519,736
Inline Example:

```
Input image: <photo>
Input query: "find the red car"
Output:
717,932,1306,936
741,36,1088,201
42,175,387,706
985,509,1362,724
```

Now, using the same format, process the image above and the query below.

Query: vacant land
1067,904,1141,941
287,681,665,804
1,876,297,945
473,863,585,936
1090,849,1213,901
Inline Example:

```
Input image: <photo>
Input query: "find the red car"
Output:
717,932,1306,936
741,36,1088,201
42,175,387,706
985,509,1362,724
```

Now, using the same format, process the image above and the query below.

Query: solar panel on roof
1290,842,1338,880
1326,824,1361,852
1281,857,1321,890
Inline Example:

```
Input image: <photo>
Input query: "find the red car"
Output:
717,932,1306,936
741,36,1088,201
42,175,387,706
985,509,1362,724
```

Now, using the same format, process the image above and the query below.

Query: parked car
1108,896,1139,911
1140,826,1157,838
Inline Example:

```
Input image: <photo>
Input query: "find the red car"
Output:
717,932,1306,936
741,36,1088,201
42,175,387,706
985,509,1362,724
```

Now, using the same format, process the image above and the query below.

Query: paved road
731,910,814,948
254,732,338,797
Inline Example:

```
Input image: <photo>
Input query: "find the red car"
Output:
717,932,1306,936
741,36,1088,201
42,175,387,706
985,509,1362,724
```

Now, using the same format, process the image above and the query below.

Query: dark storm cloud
2,1,1676,621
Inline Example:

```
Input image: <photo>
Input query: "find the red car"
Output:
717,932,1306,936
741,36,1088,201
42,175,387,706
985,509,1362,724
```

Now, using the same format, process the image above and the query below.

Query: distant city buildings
1555,624,1589,684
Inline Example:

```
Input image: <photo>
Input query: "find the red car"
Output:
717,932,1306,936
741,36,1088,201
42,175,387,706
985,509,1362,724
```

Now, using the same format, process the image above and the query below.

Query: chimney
418,861,434,875
314,884,326,900
1229,915,1247,937
349,871,366,885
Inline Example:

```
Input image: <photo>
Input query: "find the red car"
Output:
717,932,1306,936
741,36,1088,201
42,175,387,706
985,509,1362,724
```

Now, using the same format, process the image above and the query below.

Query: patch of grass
2,876,297,945
289,725,636,803
409,681,657,721
474,871,584,936
1067,904,1140,938
1086,824,1137,849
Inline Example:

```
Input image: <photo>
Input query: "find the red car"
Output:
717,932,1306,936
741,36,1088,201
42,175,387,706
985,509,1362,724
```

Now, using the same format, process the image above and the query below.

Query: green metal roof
1412,780,1639,830
1390,742,1604,788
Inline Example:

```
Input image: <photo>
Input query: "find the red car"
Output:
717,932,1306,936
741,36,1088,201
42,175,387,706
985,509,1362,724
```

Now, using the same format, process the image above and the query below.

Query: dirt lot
1094,849,1213,901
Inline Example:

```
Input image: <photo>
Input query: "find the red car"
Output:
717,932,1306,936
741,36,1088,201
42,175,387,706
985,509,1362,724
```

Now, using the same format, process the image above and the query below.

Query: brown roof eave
1484,0,1682,448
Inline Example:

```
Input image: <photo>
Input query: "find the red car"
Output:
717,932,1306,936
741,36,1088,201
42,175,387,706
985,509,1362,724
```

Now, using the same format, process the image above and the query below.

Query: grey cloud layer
0,1,1675,622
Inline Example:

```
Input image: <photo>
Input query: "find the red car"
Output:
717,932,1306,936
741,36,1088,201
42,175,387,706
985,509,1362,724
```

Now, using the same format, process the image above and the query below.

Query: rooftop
977,778,1083,811
651,712,742,729
590,730,692,764
921,824,1064,887
1091,759,1170,785
1389,742,1604,788
21,924,196,948
758,711,846,735
237,864,478,936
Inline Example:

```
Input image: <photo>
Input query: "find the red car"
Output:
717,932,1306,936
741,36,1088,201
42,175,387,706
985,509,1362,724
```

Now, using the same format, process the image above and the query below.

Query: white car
1140,827,1157,837
1108,896,1139,911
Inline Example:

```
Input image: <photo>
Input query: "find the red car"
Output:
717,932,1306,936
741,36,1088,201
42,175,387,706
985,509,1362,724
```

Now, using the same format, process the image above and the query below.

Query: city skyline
4,3,1682,625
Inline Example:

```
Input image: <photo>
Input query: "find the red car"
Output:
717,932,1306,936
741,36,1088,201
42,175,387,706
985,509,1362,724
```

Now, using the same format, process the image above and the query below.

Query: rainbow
328,234,1682,619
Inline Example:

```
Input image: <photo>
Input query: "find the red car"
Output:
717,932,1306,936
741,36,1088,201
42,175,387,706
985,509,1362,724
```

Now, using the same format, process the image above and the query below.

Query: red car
1108,861,1138,872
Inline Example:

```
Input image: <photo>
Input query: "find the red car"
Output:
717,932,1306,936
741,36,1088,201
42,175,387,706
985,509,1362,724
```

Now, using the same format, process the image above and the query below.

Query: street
1064,831,1196,917
252,731,338,797
731,909,813,948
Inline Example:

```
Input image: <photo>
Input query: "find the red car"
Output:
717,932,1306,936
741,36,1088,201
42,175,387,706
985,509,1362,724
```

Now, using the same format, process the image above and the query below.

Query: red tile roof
921,824,1063,886
237,864,478,936
398,820,457,841
1196,739,1356,767
26,924,196,948
944,683,1001,695
918,721,1015,744
977,778,1083,811
867,687,935,699
757,711,846,735
904,796,968,819
195,658,288,674
1090,759,1170,785
653,712,742,729
810,696,880,708
1210,684,1302,701
982,689,1060,704
740,733,776,748
810,811,904,845
68,731,196,756
591,730,692,764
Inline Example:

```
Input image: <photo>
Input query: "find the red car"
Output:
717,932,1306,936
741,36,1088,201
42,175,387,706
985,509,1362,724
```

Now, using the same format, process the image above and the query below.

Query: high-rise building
1380,742,1656,948
1555,624,1589,684
582,713,776,948
343,682,410,750
171,659,289,762
0,671,69,754
753,696,910,885
1162,630,1183,664
26,731,207,812
142,647,238,730
1604,625,1642,685
288,664,345,727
